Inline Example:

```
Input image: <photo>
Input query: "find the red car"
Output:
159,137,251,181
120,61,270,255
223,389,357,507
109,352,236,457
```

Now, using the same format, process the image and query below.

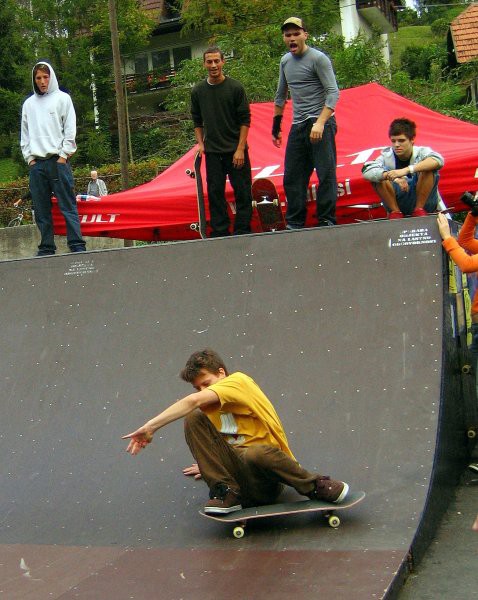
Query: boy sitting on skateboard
123,349,349,514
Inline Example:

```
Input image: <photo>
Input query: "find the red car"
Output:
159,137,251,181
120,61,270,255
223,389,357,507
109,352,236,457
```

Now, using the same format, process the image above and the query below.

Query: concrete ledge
0,225,124,261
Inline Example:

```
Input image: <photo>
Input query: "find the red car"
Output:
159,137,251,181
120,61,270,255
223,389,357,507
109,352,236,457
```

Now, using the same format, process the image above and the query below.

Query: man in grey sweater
273,17,339,229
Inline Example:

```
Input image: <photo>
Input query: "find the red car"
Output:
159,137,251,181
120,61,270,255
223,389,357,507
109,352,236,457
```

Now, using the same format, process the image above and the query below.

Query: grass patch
389,25,435,69
0,158,20,183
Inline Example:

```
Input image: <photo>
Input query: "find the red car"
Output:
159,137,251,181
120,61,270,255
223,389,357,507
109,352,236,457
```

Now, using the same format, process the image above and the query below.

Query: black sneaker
308,476,349,503
204,484,242,515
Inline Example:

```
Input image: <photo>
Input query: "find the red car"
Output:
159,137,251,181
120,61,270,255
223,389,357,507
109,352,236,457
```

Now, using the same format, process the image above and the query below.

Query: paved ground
398,459,478,599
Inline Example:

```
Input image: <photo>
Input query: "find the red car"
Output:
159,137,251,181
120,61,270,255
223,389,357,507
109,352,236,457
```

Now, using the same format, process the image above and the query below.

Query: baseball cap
281,17,306,31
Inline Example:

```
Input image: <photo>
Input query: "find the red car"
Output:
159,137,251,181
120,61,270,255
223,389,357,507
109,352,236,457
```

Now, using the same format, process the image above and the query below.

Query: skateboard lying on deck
200,490,365,538
186,151,207,239
251,178,286,232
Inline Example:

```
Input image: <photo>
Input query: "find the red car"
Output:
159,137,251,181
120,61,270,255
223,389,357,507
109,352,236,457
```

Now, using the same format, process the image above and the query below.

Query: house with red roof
448,3,478,105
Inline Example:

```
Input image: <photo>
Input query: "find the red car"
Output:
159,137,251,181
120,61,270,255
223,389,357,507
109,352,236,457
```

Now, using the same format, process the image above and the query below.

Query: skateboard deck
200,490,365,538
252,178,286,232
187,151,207,238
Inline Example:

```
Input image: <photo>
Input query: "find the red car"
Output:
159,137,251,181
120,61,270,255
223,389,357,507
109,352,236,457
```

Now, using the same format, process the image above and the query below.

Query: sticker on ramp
64,258,98,277
388,227,438,248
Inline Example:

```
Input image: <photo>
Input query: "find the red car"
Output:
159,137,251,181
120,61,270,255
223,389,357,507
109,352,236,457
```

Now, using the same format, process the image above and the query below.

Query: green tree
319,31,389,88
179,0,338,36
18,0,155,131
415,1,465,24
167,24,389,112
0,0,31,137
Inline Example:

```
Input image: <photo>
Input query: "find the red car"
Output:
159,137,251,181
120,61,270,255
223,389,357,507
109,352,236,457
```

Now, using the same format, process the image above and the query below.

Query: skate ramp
0,218,466,599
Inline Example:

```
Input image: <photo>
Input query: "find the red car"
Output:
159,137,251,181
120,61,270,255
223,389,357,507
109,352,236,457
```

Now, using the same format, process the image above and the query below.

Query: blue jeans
378,173,440,216
283,117,337,228
205,151,252,237
29,157,85,254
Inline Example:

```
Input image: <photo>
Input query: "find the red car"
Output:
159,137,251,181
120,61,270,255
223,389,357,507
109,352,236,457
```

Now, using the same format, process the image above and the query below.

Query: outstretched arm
122,389,218,455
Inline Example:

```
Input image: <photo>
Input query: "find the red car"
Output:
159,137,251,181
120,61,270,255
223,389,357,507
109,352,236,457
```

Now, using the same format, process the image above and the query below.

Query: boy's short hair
389,118,416,140
203,46,224,61
33,63,51,76
180,348,228,382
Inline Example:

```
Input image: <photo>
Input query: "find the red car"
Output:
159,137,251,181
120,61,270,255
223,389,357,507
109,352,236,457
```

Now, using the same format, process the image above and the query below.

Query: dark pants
184,409,318,507
29,157,85,255
205,151,252,237
284,117,337,228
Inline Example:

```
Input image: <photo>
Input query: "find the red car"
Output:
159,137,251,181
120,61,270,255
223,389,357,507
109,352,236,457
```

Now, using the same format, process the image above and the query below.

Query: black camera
460,191,478,215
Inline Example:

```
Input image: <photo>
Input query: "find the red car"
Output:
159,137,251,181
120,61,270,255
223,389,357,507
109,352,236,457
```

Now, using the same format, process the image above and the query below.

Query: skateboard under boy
186,151,207,238
251,178,286,232
199,490,365,538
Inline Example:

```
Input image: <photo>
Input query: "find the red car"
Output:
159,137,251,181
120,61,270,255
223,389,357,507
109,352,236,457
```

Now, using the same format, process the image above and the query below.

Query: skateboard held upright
252,178,286,233
187,151,207,239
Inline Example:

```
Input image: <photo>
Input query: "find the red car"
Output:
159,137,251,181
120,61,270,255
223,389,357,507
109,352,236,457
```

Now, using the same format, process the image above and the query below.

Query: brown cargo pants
184,409,318,507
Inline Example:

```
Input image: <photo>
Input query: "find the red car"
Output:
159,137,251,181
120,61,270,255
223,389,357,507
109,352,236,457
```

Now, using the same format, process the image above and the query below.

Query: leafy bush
75,129,113,166
0,88,23,133
389,70,475,122
399,44,448,80
319,31,389,88
0,157,179,226
431,18,450,38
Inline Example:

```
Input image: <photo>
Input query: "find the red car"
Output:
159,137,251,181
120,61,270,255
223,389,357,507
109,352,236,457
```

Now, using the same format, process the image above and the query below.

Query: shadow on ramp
0,217,469,599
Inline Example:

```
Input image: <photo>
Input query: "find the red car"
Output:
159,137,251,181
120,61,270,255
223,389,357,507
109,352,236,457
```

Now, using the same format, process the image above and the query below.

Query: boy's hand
122,427,153,455
182,463,202,480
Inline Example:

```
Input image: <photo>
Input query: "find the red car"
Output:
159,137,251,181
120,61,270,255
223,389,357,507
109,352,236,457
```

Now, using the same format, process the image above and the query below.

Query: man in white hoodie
21,61,86,256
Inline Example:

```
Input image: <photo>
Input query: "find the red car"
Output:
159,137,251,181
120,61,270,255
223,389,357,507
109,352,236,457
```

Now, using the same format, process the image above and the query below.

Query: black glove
461,191,478,216
272,115,283,138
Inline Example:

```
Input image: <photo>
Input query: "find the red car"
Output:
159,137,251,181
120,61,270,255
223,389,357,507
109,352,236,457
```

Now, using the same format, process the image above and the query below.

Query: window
172,46,191,69
152,50,171,72
134,55,149,74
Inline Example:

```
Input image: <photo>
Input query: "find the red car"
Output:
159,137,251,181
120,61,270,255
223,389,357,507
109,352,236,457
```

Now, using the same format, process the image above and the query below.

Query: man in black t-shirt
191,46,252,237
362,118,444,219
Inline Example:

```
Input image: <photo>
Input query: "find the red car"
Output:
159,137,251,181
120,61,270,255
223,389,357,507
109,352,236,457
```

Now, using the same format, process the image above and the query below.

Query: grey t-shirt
274,47,339,123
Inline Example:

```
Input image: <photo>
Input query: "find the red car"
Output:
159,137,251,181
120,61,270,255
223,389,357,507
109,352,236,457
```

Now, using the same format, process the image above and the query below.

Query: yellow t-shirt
204,372,295,459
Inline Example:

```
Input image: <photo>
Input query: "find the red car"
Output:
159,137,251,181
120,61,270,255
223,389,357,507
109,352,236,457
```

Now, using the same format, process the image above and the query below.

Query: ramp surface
0,218,466,599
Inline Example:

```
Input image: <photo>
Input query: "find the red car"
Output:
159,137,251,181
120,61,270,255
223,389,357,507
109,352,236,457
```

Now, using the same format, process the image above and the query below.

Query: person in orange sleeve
438,197,478,322
122,348,349,515
438,200,478,477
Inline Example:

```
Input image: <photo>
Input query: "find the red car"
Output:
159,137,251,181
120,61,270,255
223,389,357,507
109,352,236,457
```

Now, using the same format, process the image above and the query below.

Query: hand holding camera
461,191,478,215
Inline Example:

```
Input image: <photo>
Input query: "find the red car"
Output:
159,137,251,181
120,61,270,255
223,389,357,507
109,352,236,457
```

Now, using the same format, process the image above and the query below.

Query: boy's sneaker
308,476,349,504
388,211,404,220
412,207,428,217
204,484,242,515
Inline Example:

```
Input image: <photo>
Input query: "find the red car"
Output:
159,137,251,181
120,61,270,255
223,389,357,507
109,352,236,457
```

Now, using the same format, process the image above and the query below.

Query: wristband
408,164,415,174
272,115,283,138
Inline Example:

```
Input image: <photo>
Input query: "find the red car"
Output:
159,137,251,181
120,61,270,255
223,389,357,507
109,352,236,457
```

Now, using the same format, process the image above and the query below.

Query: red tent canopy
54,83,478,241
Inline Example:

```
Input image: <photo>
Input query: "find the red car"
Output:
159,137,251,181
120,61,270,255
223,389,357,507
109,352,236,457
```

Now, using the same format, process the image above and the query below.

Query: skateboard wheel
462,364,472,375
273,198,279,206
233,526,245,538
252,201,257,208
328,515,341,528
467,428,477,439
